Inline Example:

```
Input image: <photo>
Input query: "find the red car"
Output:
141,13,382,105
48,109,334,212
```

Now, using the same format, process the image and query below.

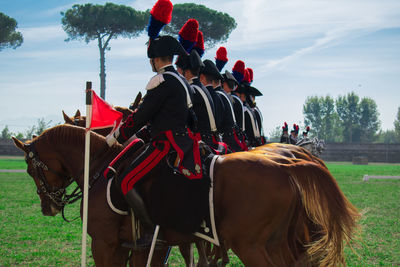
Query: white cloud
225,0,400,74
21,25,66,43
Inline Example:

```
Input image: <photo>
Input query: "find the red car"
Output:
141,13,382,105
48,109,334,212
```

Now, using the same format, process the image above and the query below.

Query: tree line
1,119,55,140
269,92,400,144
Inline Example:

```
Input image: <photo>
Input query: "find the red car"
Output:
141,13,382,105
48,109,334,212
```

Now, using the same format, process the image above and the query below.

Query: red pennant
89,90,123,130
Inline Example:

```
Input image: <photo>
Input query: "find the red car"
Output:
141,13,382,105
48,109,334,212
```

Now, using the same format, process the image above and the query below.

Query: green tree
303,95,341,142
161,3,237,48
25,125,36,139
268,125,282,142
359,97,380,142
336,92,360,143
303,96,323,137
14,132,24,139
321,96,342,142
0,12,23,51
336,92,381,143
395,107,400,142
376,130,397,144
34,118,53,136
61,3,147,99
1,125,13,139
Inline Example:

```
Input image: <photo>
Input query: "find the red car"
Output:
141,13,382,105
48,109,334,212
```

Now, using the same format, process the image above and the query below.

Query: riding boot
124,188,155,230
124,188,166,249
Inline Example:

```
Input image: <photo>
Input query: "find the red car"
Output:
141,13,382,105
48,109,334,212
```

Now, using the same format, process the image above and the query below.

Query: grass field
0,158,399,266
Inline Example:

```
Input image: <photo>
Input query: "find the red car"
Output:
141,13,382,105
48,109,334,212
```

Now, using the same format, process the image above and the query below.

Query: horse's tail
286,162,360,266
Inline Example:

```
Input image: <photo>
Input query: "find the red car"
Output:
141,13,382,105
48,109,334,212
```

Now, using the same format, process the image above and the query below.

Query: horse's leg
91,238,127,267
179,243,194,267
130,248,169,267
112,243,131,266
232,244,272,267
208,245,219,267
195,240,208,267
219,241,229,267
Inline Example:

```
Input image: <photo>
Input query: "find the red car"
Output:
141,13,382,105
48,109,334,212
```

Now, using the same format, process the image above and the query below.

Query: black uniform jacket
190,77,216,134
117,65,192,142
215,88,236,134
243,103,260,147
253,107,263,134
231,94,244,132
205,85,225,133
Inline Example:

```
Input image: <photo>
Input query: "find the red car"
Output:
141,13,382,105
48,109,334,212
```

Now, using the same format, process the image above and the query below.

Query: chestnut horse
62,108,204,266
13,124,359,266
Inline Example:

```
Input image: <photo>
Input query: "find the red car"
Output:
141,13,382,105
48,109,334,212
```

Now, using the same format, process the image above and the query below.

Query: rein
26,141,107,222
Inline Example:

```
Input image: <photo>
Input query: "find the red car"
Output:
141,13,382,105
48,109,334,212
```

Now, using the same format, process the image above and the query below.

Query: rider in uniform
219,70,245,152
176,50,220,154
175,22,225,155
246,68,266,145
236,69,261,148
280,122,290,144
290,124,299,144
302,126,310,140
103,0,204,244
231,60,249,150
199,59,229,154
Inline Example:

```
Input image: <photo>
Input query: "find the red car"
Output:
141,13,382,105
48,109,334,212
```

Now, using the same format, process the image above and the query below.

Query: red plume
194,31,204,50
306,126,310,131
243,69,251,83
232,60,245,74
247,68,254,82
150,0,173,24
215,47,228,62
179,19,199,42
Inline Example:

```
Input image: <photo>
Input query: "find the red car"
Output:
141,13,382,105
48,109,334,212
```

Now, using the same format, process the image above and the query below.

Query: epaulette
146,74,165,90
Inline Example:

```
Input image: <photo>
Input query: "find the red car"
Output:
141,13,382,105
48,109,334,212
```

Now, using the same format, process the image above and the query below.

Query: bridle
25,140,110,221
25,143,87,221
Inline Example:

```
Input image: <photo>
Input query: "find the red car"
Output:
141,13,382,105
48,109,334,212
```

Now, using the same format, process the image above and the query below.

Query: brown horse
62,109,206,266
13,125,171,267
13,124,359,266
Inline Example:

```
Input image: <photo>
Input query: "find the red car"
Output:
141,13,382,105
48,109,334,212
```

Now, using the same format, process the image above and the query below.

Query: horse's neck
56,137,116,189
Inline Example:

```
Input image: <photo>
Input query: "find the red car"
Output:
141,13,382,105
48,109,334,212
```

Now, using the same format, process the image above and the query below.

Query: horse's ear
12,137,28,152
32,135,37,139
62,110,74,124
74,109,81,118
131,92,142,110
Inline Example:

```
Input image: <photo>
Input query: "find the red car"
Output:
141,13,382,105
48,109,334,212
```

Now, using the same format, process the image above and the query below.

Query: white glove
106,132,117,147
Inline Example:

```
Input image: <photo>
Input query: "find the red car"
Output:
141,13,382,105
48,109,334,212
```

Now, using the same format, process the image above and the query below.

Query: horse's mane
33,124,122,153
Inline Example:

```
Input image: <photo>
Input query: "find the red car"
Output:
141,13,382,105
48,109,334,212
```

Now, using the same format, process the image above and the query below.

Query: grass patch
0,158,26,169
0,162,399,266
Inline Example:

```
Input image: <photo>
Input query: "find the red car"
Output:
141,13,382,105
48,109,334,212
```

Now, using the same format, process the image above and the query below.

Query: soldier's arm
116,75,169,143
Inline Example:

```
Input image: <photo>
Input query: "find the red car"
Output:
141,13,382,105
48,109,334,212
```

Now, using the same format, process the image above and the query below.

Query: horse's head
12,135,73,216
62,110,86,127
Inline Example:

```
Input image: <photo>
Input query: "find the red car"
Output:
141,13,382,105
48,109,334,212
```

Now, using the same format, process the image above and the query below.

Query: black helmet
147,35,187,58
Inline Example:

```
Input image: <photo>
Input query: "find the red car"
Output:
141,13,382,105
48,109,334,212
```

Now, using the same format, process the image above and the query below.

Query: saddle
107,140,219,241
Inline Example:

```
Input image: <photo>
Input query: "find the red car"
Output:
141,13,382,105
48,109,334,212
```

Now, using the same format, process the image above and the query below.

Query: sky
1,0,399,137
